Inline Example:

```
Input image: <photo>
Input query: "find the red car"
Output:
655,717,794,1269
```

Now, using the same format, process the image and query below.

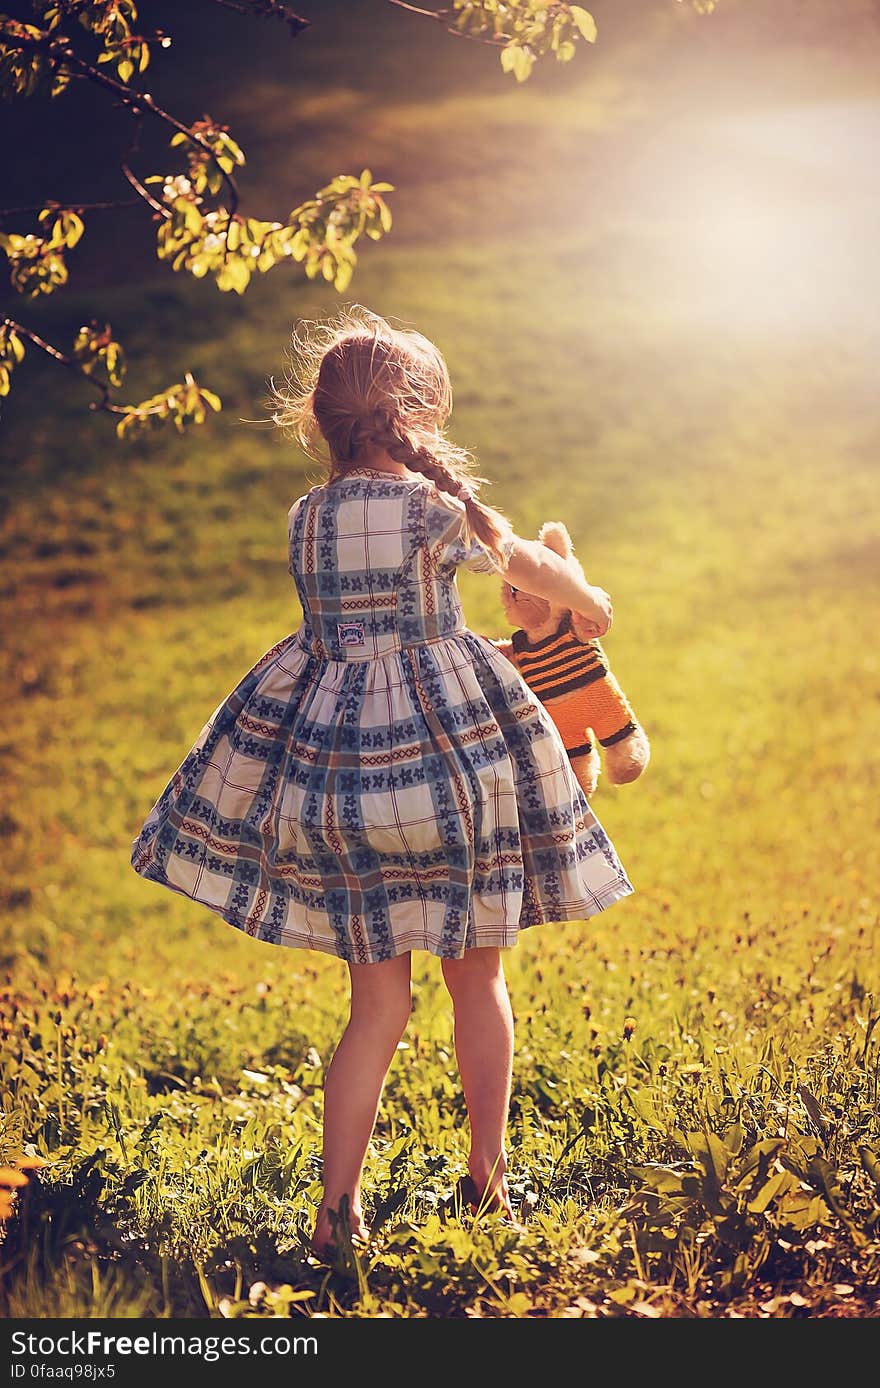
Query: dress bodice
287,468,506,662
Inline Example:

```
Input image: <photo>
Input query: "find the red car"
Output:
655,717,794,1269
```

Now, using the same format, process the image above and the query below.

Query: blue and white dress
131,467,634,962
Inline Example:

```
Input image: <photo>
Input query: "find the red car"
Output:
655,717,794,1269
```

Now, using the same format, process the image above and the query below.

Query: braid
330,408,512,571
347,408,394,461
387,440,513,571
387,434,444,484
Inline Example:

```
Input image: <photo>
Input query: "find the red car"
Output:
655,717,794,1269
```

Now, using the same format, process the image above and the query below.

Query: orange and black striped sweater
507,613,637,759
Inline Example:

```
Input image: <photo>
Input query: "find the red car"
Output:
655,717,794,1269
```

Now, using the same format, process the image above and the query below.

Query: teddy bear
490,521,650,798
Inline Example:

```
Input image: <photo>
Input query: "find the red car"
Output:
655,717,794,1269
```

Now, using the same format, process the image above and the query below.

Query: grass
1,0,879,1317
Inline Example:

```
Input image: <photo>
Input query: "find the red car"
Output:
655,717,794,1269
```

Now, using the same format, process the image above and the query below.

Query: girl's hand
572,591,613,641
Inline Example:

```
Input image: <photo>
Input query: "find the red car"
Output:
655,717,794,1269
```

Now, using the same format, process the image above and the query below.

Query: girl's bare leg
312,951,412,1252
441,947,514,1214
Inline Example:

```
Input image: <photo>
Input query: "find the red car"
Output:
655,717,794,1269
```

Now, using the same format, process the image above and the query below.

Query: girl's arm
502,536,613,637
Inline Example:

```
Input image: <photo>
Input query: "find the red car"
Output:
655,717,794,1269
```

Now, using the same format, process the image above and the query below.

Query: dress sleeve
423,486,515,576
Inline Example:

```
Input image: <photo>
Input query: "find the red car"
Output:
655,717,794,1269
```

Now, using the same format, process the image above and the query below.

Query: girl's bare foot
462,1159,513,1218
311,1200,369,1260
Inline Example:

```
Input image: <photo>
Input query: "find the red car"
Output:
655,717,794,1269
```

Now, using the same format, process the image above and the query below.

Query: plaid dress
130,467,634,962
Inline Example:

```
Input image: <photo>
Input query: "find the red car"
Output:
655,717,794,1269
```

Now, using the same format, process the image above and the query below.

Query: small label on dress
337,621,366,647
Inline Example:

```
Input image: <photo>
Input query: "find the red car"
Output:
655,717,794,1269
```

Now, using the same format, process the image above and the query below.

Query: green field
1,1,879,1317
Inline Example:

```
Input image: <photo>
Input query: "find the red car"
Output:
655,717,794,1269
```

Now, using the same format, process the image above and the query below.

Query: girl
130,306,634,1256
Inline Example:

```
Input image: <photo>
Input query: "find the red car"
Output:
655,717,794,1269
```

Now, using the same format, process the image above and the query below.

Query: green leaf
859,1145,880,1199
631,1164,687,1195
181,201,203,234
747,1169,794,1214
214,257,251,294
781,1193,830,1231
334,259,354,292
686,1129,729,1186
796,1082,826,1133
65,212,85,248
803,1155,865,1245
219,134,246,167
570,6,597,42
105,343,125,387
511,46,535,82
737,1137,786,1179
608,1284,636,1305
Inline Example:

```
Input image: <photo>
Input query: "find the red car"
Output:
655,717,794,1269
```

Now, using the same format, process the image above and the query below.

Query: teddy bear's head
501,520,582,635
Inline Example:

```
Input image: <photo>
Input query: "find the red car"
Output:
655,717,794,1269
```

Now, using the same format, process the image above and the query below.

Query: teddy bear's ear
537,521,574,560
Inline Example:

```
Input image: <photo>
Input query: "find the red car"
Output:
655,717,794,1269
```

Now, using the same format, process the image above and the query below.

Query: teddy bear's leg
578,662,649,787
570,742,601,798
602,724,651,785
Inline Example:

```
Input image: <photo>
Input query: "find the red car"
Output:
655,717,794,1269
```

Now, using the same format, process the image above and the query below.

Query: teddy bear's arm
580,667,639,746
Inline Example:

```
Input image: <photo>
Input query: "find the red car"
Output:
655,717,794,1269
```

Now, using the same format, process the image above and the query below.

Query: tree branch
0,198,141,223
63,50,241,217
385,0,449,20
1,26,241,216
119,164,169,218
383,0,506,46
2,316,127,415
207,0,310,34
120,113,171,219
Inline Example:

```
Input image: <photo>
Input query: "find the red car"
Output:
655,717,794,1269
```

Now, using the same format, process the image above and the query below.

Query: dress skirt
131,626,634,963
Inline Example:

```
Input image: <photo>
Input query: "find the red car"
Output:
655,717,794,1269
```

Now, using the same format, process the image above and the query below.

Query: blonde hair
268,305,512,567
